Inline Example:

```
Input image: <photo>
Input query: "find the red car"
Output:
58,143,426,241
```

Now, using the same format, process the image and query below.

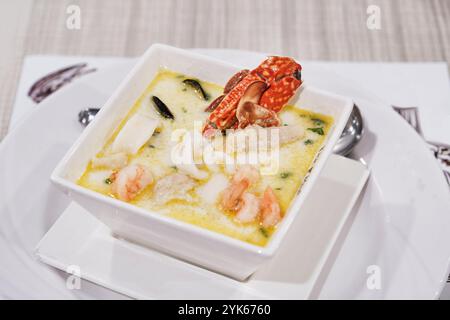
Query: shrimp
221,165,259,210
260,187,281,227
235,192,260,223
111,164,153,201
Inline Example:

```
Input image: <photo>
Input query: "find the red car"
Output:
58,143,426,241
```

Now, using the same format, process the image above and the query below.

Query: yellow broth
78,69,333,246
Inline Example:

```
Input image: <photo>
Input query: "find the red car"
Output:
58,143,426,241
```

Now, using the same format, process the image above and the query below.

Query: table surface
1,0,449,140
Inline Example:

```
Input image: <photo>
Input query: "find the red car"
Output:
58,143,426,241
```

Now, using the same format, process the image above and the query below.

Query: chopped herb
299,114,306,118
304,139,314,145
104,178,113,185
260,227,269,238
149,144,155,148
311,118,325,126
182,88,187,92
170,165,178,171
182,107,187,113
283,123,288,126
280,172,292,179
275,187,282,191
308,127,324,135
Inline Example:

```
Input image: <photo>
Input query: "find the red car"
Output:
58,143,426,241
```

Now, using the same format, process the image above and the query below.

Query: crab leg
204,74,260,132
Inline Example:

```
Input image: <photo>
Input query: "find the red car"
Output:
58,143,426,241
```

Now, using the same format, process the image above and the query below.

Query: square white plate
36,154,369,299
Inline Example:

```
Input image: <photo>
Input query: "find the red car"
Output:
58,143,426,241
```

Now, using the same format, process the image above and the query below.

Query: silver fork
392,106,450,186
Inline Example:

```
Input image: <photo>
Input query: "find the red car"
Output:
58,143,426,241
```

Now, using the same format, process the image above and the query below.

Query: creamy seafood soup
78,67,333,247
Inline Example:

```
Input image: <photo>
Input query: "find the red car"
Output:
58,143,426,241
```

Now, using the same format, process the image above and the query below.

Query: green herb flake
280,172,292,179
311,118,325,126
104,178,113,185
307,127,324,135
275,187,282,191
260,227,269,238
182,107,187,113
304,139,314,145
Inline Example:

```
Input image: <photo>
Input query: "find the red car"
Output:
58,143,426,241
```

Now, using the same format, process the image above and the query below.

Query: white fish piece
202,141,220,172
91,152,128,169
171,131,208,180
196,173,229,205
153,173,196,205
112,113,159,154
213,124,305,154
278,124,305,144
202,140,237,173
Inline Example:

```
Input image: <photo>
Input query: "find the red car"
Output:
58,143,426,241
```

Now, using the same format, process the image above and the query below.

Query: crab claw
238,80,266,103
234,80,274,128
236,101,281,128
252,56,302,112
259,76,301,112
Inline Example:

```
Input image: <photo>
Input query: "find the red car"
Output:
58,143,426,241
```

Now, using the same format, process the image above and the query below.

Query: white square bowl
51,44,353,280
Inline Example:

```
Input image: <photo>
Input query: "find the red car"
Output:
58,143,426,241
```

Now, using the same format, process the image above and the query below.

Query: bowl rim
50,43,354,257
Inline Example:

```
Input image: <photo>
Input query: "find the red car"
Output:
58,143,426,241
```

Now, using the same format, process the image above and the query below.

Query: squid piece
112,113,159,154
